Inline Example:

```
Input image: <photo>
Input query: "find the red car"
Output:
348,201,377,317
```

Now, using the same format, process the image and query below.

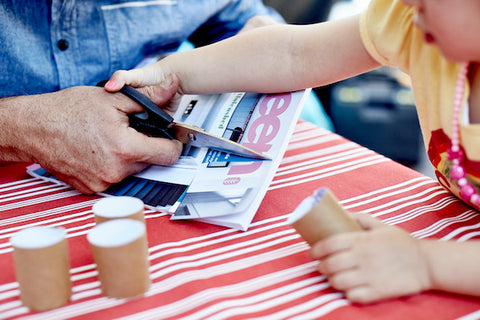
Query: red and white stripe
0,121,479,319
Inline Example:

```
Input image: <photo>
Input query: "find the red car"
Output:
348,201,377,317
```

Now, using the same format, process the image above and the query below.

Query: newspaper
28,89,310,230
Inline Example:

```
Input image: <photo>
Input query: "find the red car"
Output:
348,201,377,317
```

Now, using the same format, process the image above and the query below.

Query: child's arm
419,237,480,297
106,14,380,94
310,213,480,304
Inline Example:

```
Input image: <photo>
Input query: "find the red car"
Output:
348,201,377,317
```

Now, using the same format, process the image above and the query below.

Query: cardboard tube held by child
287,188,362,245
10,226,72,311
92,196,145,224
87,219,151,298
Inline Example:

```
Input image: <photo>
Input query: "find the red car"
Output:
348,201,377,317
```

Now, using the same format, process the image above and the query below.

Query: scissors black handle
97,80,175,139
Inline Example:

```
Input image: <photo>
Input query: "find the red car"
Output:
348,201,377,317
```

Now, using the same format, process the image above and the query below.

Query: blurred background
263,0,435,179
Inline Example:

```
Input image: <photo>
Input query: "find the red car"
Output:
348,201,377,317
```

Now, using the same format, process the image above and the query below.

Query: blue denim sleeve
188,0,284,47
0,0,285,97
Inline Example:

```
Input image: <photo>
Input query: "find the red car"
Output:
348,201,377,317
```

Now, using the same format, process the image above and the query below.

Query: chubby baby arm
105,14,380,96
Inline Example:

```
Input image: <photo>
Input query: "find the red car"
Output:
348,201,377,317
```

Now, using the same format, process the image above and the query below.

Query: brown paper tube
87,219,151,298
10,226,72,311
92,196,145,224
287,188,362,245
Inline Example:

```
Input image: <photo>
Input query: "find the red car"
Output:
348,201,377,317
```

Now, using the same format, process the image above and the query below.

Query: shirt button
57,39,69,51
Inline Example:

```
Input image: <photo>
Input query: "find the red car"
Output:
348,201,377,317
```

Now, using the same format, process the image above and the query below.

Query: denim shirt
0,0,282,97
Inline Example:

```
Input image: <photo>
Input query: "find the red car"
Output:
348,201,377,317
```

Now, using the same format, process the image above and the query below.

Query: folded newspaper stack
28,89,310,230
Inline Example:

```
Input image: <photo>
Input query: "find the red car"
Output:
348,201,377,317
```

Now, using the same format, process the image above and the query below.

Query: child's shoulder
360,0,419,70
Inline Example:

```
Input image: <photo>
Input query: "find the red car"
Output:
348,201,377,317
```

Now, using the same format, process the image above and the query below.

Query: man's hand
0,75,183,194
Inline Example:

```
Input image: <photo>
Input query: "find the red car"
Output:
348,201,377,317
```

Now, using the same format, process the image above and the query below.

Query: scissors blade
171,122,271,160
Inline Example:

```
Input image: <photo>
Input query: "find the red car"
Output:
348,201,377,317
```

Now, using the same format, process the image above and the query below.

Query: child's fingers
317,250,357,276
351,213,386,231
106,74,180,116
105,65,163,92
345,285,378,304
309,233,353,260
104,70,135,91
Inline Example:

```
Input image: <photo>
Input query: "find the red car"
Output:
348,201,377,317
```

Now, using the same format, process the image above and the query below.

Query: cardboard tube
287,188,362,245
10,227,71,311
87,219,151,298
92,196,145,224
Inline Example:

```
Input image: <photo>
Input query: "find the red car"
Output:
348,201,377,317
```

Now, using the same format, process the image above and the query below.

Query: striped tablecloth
1,121,480,319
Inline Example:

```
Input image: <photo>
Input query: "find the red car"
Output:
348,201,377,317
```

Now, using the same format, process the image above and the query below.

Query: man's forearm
0,95,36,165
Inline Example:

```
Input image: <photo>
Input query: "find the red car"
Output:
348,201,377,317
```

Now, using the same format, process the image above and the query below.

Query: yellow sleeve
359,0,420,73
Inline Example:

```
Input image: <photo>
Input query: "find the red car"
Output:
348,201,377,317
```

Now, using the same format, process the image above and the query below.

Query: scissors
97,80,270,160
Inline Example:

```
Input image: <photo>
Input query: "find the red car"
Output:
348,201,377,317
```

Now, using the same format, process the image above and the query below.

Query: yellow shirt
359,0,480,208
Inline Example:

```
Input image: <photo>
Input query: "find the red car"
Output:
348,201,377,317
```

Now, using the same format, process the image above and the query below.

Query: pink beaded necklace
446,62,480,206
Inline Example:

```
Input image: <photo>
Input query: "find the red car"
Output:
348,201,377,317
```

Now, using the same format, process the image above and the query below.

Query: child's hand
104,63,173,92
104,73,182,115
309,213,432,304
